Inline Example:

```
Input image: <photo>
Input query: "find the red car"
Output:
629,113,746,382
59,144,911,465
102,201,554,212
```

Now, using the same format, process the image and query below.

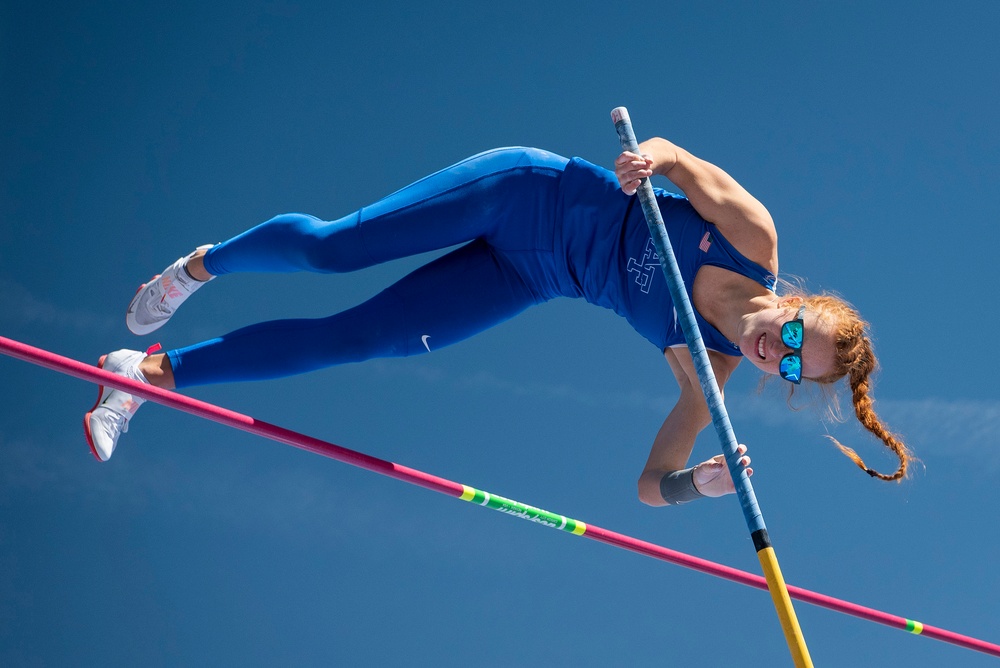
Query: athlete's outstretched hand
614,151,653,196
692,444,753,497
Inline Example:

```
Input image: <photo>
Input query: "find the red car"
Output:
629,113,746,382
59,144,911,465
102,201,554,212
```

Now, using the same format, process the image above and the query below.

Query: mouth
756,334,766,360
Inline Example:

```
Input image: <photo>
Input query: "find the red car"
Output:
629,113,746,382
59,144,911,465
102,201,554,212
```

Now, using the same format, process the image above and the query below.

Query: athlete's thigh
167,239,547,388
350,147,567,265
379,238,545,355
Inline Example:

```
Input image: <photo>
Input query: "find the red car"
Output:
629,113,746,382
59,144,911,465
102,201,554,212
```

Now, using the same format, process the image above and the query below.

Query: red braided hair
783,291,912,481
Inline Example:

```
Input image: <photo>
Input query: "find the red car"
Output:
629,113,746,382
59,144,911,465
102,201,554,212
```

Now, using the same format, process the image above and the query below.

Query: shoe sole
83,355,110,462
126,274,163,336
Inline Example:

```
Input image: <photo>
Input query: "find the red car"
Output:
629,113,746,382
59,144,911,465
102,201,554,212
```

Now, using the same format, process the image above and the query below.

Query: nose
770,335,790,358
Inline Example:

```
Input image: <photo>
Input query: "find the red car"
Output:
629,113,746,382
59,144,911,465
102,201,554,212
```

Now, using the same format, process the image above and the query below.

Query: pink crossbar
2,334,997,659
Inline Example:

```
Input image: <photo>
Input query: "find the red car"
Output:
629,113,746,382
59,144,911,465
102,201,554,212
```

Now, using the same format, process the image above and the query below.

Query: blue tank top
557,157,776,355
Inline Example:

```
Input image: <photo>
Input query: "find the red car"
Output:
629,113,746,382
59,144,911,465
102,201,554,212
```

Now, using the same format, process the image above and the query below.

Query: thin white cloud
877,398,1000,459
0,432,372,541
0,278,118,333
372,360,1000,465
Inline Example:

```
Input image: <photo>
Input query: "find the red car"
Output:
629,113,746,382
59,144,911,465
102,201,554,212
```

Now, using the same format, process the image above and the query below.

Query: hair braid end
825,435,906,482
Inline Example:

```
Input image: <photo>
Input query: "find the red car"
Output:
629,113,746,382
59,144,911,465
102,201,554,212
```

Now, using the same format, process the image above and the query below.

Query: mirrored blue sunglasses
778,305,806,384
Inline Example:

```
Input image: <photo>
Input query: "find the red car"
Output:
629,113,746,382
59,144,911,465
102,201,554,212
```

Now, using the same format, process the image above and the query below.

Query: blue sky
3,1,1000,665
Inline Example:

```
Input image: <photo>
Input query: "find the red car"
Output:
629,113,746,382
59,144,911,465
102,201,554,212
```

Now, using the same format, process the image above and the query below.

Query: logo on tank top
627,238,660,294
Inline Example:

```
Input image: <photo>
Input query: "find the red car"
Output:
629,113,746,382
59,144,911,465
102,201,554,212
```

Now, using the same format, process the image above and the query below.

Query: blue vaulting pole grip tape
611,107,766,536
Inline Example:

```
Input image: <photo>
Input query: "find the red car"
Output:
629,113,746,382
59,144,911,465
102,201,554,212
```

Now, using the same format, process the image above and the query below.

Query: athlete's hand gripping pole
611,107,812,668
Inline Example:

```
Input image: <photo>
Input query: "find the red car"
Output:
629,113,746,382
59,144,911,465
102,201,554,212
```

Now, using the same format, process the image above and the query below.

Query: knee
265,212,324,237
266,212,367,273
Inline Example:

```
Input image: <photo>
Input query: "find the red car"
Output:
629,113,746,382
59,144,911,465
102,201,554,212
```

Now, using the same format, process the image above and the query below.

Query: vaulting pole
3,334,999,659
611,106,812,666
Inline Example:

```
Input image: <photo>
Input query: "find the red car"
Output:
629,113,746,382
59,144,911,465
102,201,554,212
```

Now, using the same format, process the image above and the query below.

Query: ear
776,295,804,308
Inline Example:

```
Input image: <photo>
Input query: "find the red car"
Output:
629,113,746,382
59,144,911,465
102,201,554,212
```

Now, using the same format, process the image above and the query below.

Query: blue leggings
167,148,571,388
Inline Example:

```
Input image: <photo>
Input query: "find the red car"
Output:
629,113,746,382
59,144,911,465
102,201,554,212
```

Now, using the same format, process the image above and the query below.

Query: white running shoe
83,348,152,462
126,245,215,335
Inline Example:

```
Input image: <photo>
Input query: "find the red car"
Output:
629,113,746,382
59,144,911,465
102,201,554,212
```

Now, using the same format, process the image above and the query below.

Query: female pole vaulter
85,140,911,506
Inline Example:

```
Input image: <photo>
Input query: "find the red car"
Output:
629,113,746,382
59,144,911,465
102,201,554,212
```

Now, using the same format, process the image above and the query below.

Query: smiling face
737,300,840,382
733,293,912,481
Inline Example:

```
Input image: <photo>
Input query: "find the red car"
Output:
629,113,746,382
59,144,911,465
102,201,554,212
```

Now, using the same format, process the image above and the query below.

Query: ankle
140,354,176,390
185,248,214,282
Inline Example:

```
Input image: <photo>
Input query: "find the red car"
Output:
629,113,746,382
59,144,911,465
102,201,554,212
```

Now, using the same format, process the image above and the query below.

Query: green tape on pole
460,485,586,535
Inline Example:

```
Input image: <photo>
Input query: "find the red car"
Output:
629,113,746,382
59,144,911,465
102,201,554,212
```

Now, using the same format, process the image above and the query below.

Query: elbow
637,471,667,507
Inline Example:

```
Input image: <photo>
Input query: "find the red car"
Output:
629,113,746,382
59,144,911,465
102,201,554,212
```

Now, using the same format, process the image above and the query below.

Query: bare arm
637,346,748,507
615,137,778,272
